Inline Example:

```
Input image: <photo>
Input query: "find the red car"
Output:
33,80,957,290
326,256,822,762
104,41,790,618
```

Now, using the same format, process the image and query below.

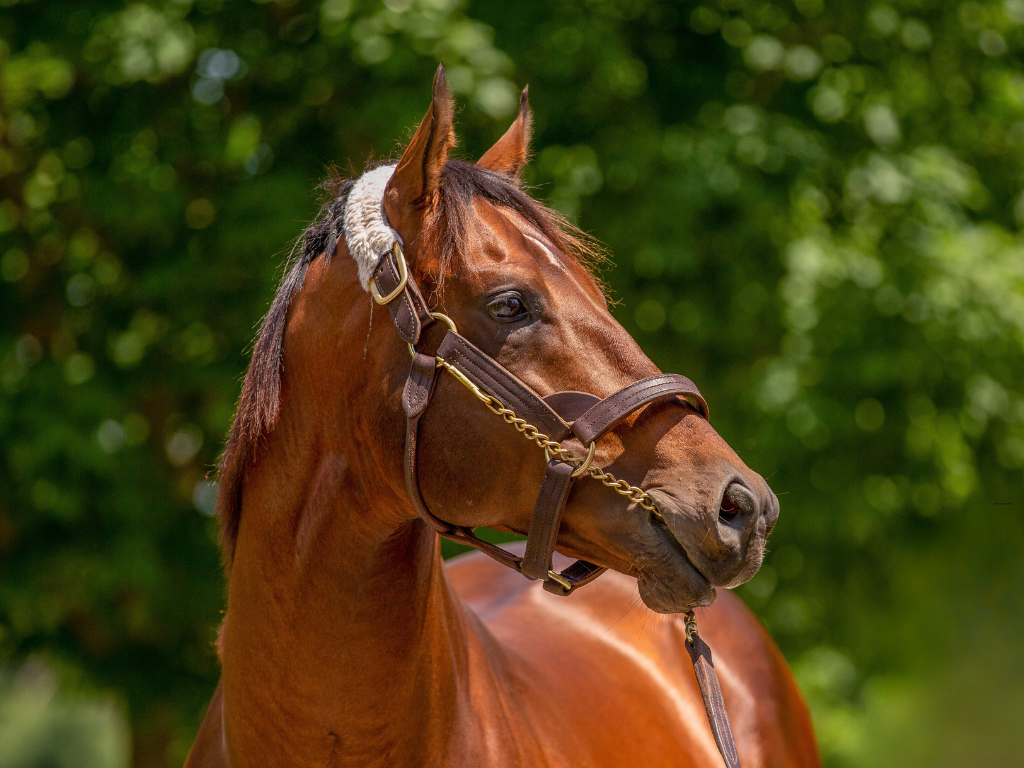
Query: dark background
1,0,1022,765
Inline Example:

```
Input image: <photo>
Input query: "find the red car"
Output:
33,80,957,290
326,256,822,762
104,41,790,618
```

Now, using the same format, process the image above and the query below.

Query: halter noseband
369,240,710,596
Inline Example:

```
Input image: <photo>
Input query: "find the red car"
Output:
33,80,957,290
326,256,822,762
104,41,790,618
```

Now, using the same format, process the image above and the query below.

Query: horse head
376,66,780,613
220,66,778,616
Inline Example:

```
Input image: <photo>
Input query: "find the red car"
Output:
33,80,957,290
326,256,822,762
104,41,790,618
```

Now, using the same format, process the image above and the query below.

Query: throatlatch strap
403,353,446,533
402,351,526,573
687,633,741,768
402,352,438,419
403,351,517,578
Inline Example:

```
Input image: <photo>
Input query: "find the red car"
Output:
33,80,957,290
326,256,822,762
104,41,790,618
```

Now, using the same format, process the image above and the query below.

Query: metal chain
436,357,661,514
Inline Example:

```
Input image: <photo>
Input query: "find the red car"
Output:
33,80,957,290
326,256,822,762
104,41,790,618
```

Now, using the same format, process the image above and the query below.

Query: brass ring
570,441,597,478
429,312,458,333
408,313,458,359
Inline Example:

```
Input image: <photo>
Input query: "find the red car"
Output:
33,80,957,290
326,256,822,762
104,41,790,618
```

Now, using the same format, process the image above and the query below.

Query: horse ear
477,87,532,178
384,64,456,243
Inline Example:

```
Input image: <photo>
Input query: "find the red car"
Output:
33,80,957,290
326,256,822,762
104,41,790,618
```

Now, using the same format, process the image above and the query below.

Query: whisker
603,584,647,636
637,588,657,643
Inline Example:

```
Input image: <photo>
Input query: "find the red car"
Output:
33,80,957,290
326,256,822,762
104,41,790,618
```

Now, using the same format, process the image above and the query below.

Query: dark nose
719,478,777,530
701,476,777,587
717,480,760,535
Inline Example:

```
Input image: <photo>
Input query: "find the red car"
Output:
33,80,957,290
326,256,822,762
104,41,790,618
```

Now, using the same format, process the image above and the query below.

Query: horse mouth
634,504,718,614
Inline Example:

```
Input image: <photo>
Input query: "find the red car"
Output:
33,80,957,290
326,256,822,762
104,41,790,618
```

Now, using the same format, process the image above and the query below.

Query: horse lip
646,490,717,586
639,511,718,611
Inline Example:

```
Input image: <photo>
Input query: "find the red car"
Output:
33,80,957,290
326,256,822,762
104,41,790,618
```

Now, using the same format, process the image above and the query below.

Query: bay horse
185,67,819,767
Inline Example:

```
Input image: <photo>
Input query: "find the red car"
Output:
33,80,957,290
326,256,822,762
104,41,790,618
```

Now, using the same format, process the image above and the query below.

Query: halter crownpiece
343,163,399,291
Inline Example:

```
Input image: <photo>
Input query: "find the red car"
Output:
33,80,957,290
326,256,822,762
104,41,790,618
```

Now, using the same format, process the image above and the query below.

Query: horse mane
215,158,606,567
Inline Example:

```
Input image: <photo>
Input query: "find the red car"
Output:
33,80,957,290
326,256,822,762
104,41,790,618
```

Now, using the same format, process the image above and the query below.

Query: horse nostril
718,494,740,525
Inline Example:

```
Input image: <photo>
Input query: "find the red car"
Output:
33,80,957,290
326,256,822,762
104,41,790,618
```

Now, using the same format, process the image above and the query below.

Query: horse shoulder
447,550,820,768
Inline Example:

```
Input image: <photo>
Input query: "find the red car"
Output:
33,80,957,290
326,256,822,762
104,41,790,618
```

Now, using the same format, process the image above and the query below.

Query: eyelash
487,292,529,321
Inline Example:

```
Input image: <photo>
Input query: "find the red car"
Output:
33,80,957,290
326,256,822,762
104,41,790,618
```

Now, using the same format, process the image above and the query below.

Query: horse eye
487,293,527,321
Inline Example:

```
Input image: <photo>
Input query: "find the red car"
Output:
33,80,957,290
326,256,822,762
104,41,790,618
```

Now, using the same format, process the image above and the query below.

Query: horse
184,66,820,768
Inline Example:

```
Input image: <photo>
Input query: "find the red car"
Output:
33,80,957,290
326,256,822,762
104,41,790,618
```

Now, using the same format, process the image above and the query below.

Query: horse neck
219,274,479,764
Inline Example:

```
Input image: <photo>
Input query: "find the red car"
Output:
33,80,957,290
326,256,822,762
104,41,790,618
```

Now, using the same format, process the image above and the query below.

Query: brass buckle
370,242,408,305
546,570,572,591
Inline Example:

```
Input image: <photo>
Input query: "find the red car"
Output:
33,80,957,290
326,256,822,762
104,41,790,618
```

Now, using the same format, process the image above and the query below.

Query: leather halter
370,241,741,768
371,244,709,595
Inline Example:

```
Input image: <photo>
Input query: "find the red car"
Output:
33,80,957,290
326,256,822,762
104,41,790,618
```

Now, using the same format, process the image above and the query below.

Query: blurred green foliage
1,0,1022,766
0,658,128,768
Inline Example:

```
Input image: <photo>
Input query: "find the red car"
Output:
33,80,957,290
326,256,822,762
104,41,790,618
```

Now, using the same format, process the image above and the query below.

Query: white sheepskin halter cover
343,163,401,291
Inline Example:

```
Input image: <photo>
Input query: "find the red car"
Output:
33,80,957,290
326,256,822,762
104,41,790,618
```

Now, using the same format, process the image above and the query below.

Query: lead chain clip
684,610,698,645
